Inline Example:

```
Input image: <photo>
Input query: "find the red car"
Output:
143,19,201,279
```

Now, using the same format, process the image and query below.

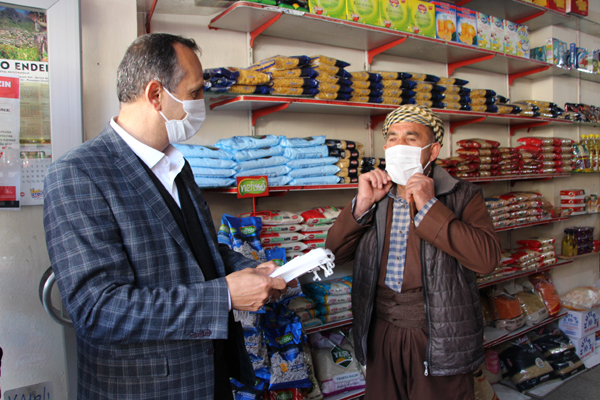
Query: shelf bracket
508,66,550,85
367,37,406,64
251,103,290,126
515,10,547,25
450,117,486,134
510,121,550,136
370,114,388,131
448,54,495,76
250,13,282,48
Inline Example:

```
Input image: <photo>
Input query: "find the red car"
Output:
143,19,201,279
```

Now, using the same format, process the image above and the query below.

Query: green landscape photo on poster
0,6,47,62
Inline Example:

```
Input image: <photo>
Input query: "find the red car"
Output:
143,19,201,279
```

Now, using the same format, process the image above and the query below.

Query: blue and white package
237,156,289,171
232,146,285,162
187,157,237,169
218,214,266,261
289,176,342,185
267,175,292,187
215,135,282,151
280,135,326,148
288,165,340,179
265,247,287,267
191,166,237,178
283,145,329,160
286,156,339,169
236,165,291,178
173,143,234,160
193,177,235,188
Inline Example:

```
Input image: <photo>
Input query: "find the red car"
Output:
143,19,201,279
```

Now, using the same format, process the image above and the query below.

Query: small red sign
236,176,270,199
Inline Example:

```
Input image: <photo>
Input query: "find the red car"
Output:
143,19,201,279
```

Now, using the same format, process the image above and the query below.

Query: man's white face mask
159,87,206,144
385,143,433,186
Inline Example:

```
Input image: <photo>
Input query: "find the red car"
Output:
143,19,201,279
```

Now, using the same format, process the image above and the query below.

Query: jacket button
207,348,214,355
189,332,197,339
204,329,211,337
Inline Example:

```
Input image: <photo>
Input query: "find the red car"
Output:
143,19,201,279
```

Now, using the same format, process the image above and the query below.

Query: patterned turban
382,105,444,147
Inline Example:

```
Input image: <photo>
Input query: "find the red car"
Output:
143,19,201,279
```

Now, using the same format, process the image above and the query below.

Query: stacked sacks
303,276,353,326
515,137,575,175
469,89,500,113
514,100,563,119
361,157,385,175
407,72,447,109
287,295,322,329
203,67,239,93
242,210,309,259
214,135,293,187
226,67,272,95
281,135,341,186
297,206,341,253
453,139,502,178
250,55,320,97
436,79,473,111
485,191,552,230
369,70,417,106
348,71,384,104
325,139,365,184
173,143,237,188
310,55,354,101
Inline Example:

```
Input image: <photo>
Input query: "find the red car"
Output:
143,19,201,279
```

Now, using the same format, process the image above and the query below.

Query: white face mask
385,143,433,186
159,87,206,144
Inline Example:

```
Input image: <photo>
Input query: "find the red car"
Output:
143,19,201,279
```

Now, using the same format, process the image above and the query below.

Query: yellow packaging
308,0,347,19
490,16,504,53
347,0,381,26
504,20,519,56
380,0,410,31
407,0,436,38
476,12,492,50
456,6,477,46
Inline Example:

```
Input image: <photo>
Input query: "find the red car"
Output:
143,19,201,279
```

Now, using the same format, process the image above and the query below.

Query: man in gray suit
43,33,287,400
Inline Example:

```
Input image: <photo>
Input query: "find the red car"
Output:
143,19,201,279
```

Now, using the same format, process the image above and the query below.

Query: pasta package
310,55,350,68
370,71,413,80
230,68,272,85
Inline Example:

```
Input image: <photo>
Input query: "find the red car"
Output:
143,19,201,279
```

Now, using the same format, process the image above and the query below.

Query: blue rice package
231,378,267,400
218,214,265,261
193,177,235,188
235,165,291,178
237,156,289,171
280,135,326,148
289,176,342,185
283,145,329,160
215,135,282,151
191,166,237,178
303,276,353,296
232,146,285,162
267,175,292,187
286,156,339,169
173,143,234,160
187,157,238,169
265,247,287,267
288,165,340,178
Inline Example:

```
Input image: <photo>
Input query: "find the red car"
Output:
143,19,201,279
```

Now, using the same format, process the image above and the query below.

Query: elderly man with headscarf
326,105,501,400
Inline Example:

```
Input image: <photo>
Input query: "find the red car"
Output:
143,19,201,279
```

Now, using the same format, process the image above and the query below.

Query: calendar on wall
20,144,51,206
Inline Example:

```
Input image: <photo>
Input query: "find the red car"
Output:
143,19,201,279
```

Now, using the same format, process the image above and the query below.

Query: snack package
218,214,266,261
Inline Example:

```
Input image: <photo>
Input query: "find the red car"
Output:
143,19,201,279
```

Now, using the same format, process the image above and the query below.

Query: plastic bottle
593,134,600,172
562,229,573,257
581,134,592,172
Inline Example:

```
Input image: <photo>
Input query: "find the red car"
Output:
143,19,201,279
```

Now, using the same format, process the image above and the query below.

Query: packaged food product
529,273,561,316
456,139,500,149
497,341,557,392
491,293,526,331
560,286,600,311
516,282,549,326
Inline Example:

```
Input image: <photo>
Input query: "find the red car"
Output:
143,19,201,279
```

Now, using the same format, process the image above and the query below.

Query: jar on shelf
562,228,574,257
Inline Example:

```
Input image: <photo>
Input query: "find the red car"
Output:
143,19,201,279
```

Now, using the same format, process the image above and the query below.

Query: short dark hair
116,33,200,103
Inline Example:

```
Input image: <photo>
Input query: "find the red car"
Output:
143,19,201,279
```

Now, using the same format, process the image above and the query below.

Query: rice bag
193,177,236,188
286,157,339,169
187,157,238,169
240,210,303,225
560,286,600,311
529,272,561,316
261,232,306,244
283,145,329,160
216,135,282,151
516,282,549,326
288,165,341,178
289,176,343,186
231,146,285,162
303,277,352,296
456,139,500,149
263,242,308,252
173,143,234,160
303,343,324,400
316,302,352,316
218,214,265,261
191,166,237,178
319,310,352,323
300,207,342,224
280,135,326,148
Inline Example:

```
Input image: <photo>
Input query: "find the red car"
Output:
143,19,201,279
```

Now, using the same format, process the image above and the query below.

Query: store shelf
323,389,365,400
495,217,570,232
304,318,353,335
478,259,574,289
484,310,568,349
207,2,600,84
557,251,600,260
208,94,574,128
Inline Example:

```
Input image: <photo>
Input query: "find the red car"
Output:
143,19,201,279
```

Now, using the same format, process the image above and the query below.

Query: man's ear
429,142,442,162
145,80,163,112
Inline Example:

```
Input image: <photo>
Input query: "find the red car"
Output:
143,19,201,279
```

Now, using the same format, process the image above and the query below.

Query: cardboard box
407,0,436,38
570,333,595,360
504,20,519,56
456,6,477,46
476,11,491,50
533,0,567,12
546,37,569,68
490,16,504,52
516,24,530,58
380,0,410,31
308,0,347,19
559,309,599,338
530,46,547,62
430,1,456,41
566,0,589,16
347,0,381,26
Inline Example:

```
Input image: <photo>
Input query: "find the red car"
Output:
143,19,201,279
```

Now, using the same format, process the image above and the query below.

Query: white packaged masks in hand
270,248,335,283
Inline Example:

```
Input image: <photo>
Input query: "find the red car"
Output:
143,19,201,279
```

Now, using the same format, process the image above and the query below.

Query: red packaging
302,238,326,249
544,0,567,13
517,137,555,147
561,198,586,205
566,0,587,15
457,139,500,149
498,147,518,154
515,145,542,153
563,206,585,213
560,189,585,197
529,272,562,316
269,389,305,400
457,148,500,156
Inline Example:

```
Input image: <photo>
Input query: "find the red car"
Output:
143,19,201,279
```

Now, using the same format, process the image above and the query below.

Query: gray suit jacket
43,125,257,400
